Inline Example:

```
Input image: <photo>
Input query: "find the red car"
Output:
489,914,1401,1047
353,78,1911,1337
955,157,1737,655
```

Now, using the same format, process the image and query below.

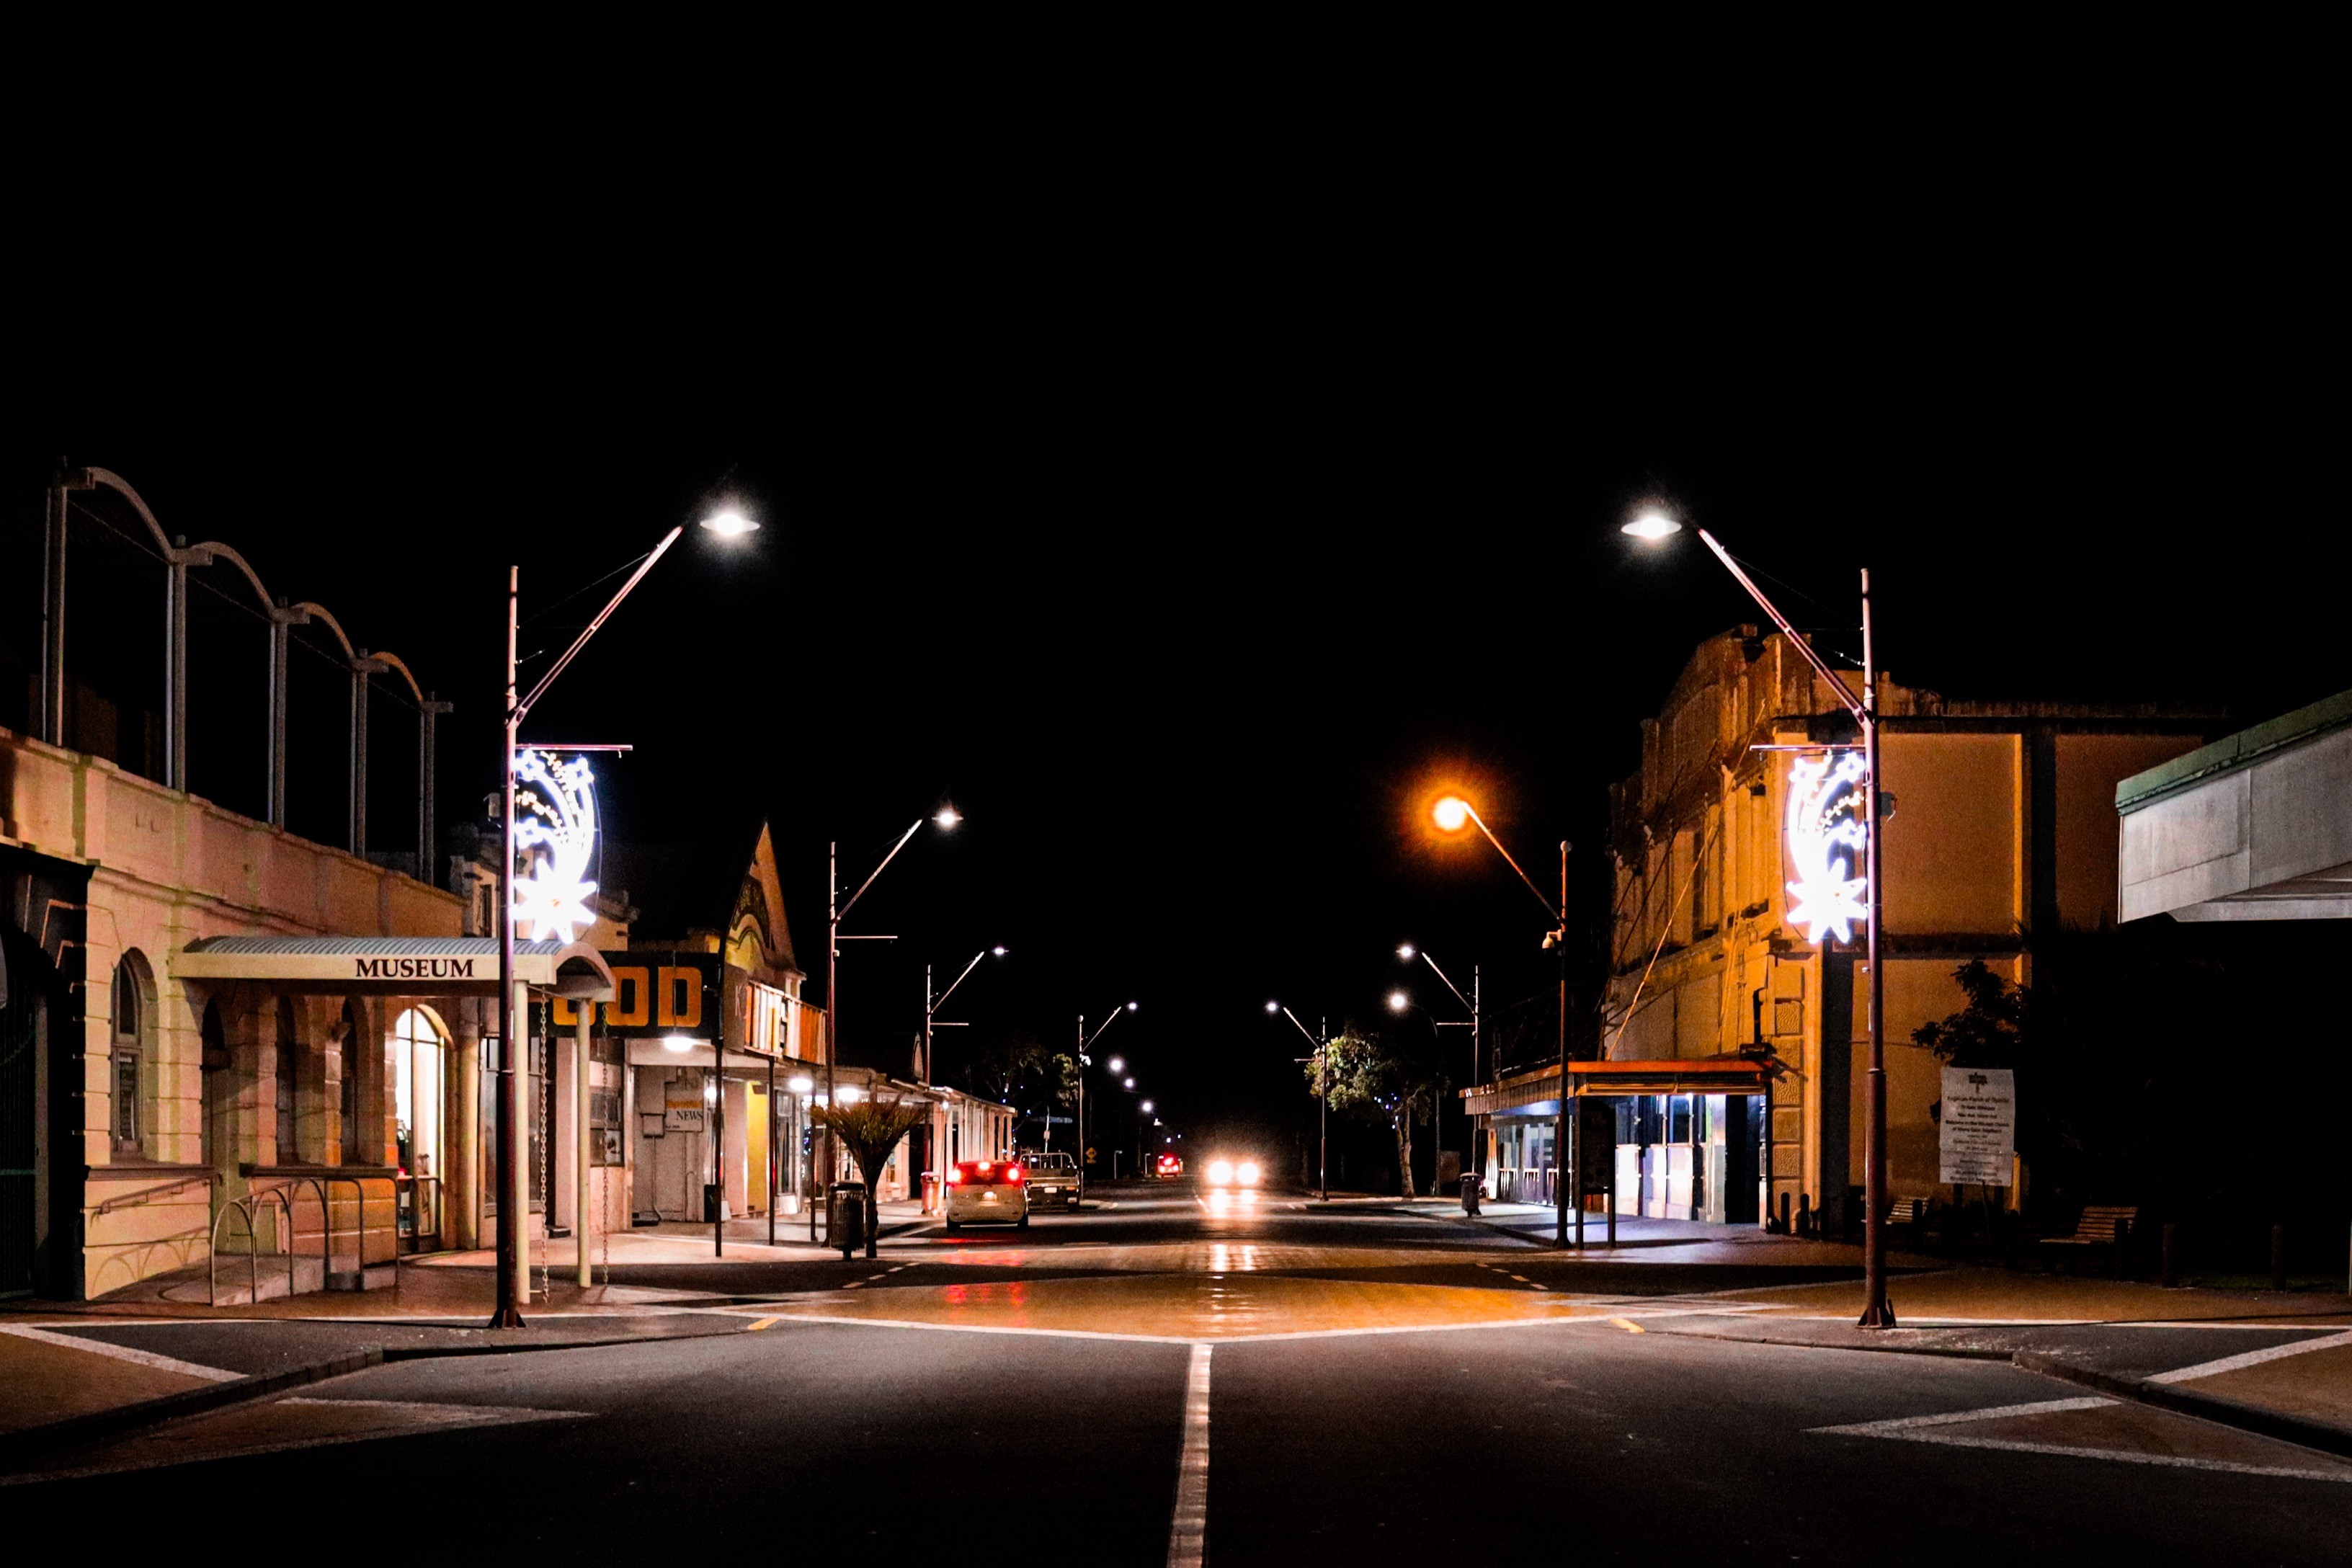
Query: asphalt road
17,1185,2352,1564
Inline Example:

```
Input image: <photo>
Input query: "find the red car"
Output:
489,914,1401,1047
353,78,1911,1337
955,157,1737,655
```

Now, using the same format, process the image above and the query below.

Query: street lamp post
1077,1004,1136,1198
1394,945,1480,1192
1268,1002,1329,1200
486,507,754,1327
817,805,961,1241
1625,508,1894,1328
924,945,1004,1209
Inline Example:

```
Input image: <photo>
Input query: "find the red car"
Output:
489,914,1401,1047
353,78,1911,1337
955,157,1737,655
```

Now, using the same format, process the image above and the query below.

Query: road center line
1167,1342,1212,1568
2145,1329,2352,1384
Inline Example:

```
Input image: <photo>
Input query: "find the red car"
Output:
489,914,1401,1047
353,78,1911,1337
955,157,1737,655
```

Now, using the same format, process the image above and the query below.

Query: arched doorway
391,1007,447,1250
200,1001,233,1180
1,930,49,1298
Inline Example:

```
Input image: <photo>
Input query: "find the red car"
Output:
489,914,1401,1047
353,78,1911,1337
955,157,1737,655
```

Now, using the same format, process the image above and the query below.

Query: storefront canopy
172,936,615,997
1463,1057,1771,1118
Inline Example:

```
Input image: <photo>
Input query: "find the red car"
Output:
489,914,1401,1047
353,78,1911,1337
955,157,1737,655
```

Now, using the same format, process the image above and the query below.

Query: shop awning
173,936,615,998
1462,1056,1771,1117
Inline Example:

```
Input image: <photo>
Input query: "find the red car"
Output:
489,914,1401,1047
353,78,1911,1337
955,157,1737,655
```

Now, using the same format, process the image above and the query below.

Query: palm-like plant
812,1094,932,1257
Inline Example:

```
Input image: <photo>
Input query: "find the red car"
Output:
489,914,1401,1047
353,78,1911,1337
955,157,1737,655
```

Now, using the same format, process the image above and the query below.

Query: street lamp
817,803,961,1241
1430,794,1576,1246
1269,1000,1329,1200
920,945,1007,1215
1396,943,1481,1191
1077,1002,1136,1198
1626,506,1894,1328
485,504,753,1327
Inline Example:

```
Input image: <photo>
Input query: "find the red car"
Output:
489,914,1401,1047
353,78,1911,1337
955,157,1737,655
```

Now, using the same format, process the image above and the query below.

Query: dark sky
6,102,2339,1172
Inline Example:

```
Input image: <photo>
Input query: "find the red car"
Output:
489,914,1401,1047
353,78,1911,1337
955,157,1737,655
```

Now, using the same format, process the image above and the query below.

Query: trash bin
921,1172,940,1214
1459,1171,1482,1216
831,1181,868,1259
703,1182,729,1223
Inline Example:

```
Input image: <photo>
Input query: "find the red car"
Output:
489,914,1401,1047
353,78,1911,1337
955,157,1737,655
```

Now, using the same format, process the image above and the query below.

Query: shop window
110,952,154,1156
391,1007,445,1180
1669,1095,1693,1144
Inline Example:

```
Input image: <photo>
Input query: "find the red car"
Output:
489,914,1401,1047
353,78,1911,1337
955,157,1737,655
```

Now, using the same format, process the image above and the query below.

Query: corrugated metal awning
1463,1057,1770,1115
173,936,615,998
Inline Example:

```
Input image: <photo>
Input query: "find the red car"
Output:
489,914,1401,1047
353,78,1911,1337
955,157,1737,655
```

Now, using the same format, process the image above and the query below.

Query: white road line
1814,1396,2112,1435
0,1324,241,1382
1809,1397,2352,1484
1167,1342,1212,1568
2146,1329,2352,1384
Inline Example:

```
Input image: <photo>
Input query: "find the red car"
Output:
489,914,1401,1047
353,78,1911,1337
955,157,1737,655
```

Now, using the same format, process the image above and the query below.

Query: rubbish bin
921,1172,940,1214
831,1181,868,1260
1459,1171,1482,1216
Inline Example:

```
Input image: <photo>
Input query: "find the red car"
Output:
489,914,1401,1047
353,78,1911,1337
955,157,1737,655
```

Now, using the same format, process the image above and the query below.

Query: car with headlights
1204,1157,1262,1188
944,1159,1029,1230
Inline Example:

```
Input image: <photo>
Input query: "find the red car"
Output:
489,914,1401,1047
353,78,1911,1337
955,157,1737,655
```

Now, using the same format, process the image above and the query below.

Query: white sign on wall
664,1079,708,1133
1939,1066,2015,1185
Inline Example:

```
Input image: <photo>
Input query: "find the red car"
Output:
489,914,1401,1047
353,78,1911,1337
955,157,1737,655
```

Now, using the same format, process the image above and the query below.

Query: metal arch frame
40,468,450,863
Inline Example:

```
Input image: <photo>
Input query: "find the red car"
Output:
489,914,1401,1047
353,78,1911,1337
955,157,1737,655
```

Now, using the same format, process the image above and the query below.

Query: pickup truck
1020,1150,1082,1210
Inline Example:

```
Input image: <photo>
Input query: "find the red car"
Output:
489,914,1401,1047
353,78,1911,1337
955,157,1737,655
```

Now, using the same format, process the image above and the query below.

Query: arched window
391,1007,445,1179
110,953,155,1157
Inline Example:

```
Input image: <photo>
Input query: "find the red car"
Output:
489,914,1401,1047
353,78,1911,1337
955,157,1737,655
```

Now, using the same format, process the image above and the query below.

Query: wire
521,551,656,629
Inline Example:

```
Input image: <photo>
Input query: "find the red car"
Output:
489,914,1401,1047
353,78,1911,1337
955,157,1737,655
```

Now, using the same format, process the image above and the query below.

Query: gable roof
601,816,800,976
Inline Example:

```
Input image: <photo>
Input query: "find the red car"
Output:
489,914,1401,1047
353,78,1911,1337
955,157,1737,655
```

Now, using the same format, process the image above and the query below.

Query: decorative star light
1784,750,1870,943
512,749,599,943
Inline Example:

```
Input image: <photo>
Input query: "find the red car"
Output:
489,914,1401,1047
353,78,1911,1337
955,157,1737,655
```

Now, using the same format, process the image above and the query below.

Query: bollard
2271,1223,2287,1292
2161,1221,2178,1288
1778,1190,1793,1235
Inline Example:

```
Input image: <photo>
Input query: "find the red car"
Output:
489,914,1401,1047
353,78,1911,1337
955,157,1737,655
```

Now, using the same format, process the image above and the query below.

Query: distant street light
1395,943,1481,1190
1077,1002,1138,1191
1626,505,1894,1328
1430,793,1574,1247
1269,1000,1330,1200
698,508,761,538
820,803,961,1241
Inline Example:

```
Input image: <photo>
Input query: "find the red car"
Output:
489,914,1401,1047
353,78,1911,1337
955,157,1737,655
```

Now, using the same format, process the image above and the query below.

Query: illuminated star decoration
1784,750,1870,943
512,749,599,943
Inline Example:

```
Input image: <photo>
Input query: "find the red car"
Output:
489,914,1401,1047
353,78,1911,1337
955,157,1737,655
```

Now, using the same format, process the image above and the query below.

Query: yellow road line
1609,1317,1647,1334
746,1317,781,1332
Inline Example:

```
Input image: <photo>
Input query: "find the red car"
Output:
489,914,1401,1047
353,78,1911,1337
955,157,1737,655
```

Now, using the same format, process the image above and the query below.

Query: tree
1309,1028,1440,1198
966,1036,1074,1144
1911,958,2028,1069
812,1094,930,1257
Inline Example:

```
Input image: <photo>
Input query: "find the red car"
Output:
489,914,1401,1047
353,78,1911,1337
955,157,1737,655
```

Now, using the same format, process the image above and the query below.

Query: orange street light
1433,796,1472,833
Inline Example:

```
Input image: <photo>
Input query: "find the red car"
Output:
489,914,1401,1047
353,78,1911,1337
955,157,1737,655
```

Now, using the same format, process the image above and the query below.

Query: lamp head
991,945,1007,957
699,507,760,538
1106,1056,1123,1074
1387,989,1410,1013
1265,999,1280,1015
933,805,962,829
788,1075,814,1095
1622,507,1682,542
1140,1100,1154,1113
1433,796,1471,833
1123,1077,1136,1090
1396,943,1415,961
1126,1000,1138,1012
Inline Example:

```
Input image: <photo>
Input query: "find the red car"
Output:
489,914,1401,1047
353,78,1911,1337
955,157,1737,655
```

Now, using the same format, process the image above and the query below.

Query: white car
944,1159,1030,1230
1021,1151,1081,1210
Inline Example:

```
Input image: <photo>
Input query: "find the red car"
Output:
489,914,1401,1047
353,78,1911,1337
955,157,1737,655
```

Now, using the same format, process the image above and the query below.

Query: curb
0,1347,383,1469
1644,1324,2015,1361
2014,1350,2352,1461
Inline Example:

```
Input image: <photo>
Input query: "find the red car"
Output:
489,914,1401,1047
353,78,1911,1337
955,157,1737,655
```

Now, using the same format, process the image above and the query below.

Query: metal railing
208,1186,295,1306
92,1170,220,1218
210,1174,395,1304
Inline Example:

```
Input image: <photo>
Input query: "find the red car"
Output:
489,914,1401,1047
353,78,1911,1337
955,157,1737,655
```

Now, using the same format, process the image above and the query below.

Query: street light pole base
486,1306,527,1329
1856,1300,1897,1329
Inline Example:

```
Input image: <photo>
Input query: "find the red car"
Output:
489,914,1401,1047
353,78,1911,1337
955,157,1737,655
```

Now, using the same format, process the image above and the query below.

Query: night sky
7,135,2337,1174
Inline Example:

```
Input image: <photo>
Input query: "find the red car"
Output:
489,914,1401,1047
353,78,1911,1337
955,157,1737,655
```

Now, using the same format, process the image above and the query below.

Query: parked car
1020,1150,1081,1210
945,1159,1029,1230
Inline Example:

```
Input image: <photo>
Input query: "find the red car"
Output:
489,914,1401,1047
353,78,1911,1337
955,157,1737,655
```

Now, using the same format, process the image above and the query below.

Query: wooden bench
2041,1205,2138,1273
1885,1197,1928,1228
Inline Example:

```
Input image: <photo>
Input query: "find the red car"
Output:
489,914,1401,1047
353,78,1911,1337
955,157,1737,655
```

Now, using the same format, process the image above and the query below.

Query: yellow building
1478,627,2216,1234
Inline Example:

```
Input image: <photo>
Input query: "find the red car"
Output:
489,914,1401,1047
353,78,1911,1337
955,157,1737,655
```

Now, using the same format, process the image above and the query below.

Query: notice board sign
664,1078,708,1133
1939,1067,2015,1185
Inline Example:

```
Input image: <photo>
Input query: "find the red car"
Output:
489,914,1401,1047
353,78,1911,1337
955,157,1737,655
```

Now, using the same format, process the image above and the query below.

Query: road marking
0,1324,241,1381
2146,1329,2352,1384
1167,1342,1212,1568
1609,1317,1647,1334
1809,1396,2352,1484
746,1317,781,1332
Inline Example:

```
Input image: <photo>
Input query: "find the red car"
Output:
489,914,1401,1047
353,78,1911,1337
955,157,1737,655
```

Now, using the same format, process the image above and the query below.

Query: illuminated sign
512,748,599,944
1784,750,1869,943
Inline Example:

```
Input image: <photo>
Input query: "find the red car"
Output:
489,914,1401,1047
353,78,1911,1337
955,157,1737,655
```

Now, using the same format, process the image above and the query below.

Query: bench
1885,1197,1928,1228
2041,1205,2138,1273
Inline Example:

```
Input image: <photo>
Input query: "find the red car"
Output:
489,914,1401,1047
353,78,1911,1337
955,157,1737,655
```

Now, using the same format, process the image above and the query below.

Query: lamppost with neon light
1396,943,1481,1189
488,503,757,1326
1622,504,1895,1329
1429,794,1576,1246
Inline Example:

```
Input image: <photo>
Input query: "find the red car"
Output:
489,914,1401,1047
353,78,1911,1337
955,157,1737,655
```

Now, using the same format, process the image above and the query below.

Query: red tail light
1005,1164,1023,1183
946,1167,963,1185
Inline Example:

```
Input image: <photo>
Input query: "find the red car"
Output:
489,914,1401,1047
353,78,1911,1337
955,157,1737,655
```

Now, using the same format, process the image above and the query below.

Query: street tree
812,1094,931,1258
1309,1027,1440,1198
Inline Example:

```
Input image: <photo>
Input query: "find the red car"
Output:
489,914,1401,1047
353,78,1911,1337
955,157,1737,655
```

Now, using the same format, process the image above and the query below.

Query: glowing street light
1620,508,1682,541
933,804,963,829
1106,1056,1124,1074
1621,502,1897,1329
1077,1004,1139,1198
1396,943,1416,961
1433,796,1471,833
698,507,762,538
1387,989,1411,1013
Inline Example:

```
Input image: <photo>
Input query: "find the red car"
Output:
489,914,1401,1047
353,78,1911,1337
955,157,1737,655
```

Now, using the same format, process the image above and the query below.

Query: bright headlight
1207,1159,1235,1186
1236,1160,1261,1187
